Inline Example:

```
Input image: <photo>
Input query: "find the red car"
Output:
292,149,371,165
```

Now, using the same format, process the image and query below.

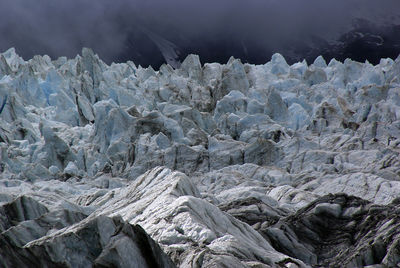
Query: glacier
1,47,400,267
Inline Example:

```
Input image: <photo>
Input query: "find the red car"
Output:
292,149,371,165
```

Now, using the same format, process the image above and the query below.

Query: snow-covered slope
1,47,400,267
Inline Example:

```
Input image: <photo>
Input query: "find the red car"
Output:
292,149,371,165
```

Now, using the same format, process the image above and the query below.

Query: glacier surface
1,47,400,267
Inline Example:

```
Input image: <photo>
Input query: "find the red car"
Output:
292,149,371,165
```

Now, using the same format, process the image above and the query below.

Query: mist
1,0,399,67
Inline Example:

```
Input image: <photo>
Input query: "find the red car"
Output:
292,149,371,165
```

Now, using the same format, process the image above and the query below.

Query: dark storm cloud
0,0,130,61
0,0,399,65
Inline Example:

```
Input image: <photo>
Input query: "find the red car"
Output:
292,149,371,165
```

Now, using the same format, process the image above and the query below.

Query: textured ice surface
1,48,400,267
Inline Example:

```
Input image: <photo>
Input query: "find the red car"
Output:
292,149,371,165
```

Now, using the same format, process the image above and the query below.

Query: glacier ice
1,48,400,267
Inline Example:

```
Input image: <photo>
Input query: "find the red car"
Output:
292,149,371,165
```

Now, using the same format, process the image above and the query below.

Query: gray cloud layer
1,0,399,64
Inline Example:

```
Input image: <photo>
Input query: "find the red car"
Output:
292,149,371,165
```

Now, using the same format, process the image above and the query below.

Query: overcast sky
1,0,399,65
